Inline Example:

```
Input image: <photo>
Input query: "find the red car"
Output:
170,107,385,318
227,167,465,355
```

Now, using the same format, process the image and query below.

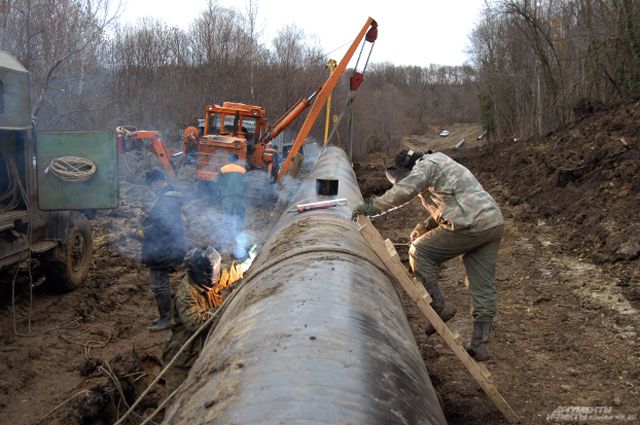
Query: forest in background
470,0,640,140
0,0,477,159
1,0,639,158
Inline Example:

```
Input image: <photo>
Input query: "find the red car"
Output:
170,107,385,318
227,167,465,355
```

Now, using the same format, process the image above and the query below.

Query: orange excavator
188,17,378,184
116,126,177,179
191,100,309,182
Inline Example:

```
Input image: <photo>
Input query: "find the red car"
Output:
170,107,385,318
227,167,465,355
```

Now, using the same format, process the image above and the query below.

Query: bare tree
0,0,121,122
469,0,640,140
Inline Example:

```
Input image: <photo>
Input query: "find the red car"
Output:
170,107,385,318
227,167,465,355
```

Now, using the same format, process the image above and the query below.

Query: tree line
3,0,638,156
469,0,640,140
0,0,480,159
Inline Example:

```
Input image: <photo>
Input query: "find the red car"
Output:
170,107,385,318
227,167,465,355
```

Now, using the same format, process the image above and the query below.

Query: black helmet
385,149,428,184
184,246,222,288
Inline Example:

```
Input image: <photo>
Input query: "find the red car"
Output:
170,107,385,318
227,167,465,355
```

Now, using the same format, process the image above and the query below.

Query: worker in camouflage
162,246,249,394
352,150,504,361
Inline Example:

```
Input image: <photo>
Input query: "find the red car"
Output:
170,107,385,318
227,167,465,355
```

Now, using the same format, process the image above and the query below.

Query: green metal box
0,51,31,130
37,131,118,210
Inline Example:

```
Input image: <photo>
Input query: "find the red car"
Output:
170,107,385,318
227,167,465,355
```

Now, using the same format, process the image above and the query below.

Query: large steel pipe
163,146,447,425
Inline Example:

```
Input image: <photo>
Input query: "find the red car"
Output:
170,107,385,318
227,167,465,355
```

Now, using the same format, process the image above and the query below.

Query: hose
0,147,22,211
45,156,96,182
0,148,35,336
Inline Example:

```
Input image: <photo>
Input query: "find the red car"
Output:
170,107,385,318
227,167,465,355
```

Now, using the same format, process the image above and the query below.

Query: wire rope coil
45,156,97,182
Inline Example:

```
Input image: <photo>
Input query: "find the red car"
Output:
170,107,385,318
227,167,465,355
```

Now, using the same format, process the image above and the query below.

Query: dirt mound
353,156,392,199
451,98,640,265
47,350,163,425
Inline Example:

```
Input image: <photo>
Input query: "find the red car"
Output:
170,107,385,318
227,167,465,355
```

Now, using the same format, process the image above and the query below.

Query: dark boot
149,292,172,332
465,319,492,361
423,281,456,336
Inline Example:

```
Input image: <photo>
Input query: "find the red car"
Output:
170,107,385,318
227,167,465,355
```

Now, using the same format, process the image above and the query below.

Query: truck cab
0,51,116,291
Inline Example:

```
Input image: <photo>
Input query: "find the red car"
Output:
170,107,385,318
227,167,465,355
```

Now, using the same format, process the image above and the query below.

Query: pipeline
163,146,447,425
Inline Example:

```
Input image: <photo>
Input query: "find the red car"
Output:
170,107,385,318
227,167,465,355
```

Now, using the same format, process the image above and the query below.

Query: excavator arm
276,17,377,181
116,127,177,179
262,90,319,143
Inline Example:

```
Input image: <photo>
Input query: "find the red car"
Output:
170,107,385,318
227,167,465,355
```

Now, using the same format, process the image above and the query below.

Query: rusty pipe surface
163,146,447,425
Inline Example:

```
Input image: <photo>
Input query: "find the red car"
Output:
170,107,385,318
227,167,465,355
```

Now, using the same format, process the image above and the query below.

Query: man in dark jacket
352,150,504,361
142,169,186,331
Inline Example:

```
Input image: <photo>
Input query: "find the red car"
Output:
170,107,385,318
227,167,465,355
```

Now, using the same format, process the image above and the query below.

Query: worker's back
415,152,502,233
218,162,248,199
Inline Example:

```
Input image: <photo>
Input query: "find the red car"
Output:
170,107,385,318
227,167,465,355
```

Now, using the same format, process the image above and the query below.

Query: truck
0,51,118,291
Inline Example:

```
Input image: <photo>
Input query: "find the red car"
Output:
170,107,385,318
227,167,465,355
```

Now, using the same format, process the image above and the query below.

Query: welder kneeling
162,246,248,394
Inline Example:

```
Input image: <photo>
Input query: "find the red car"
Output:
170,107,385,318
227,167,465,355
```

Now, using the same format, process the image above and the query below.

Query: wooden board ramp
357,216,520,424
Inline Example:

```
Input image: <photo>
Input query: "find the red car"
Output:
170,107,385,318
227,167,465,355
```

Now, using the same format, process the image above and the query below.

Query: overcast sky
120,0,486,67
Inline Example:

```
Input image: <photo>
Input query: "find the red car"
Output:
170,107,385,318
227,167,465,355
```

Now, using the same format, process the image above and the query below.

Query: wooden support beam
358,216,520,424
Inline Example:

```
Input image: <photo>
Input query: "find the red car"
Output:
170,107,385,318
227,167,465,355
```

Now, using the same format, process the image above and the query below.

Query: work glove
410,222,427,242
239,244,258,273
351,202,376,221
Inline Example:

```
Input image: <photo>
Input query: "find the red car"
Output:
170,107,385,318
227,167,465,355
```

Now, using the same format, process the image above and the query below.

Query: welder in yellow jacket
162,246,248,394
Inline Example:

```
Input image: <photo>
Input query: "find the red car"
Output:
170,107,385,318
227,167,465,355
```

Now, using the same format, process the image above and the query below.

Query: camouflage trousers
410,224,504,320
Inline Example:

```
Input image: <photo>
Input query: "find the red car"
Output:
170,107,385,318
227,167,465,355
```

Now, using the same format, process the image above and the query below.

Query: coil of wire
45,156,97,182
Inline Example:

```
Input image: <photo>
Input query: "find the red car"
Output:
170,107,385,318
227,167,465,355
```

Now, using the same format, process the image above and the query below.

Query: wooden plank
477,362,493,379
450,329,464,345
358,216,520,424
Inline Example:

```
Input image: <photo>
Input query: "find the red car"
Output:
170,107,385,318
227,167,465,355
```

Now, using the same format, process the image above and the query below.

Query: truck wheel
47,215,93,292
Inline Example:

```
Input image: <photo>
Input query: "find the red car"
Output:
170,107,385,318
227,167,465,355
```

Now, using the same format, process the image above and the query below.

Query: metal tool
295,198,348,212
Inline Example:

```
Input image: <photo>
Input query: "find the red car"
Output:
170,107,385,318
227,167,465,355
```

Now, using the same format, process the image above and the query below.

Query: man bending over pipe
352,150,504,361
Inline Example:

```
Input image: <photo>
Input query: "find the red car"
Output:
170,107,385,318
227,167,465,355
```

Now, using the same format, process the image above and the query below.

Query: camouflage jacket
163,264,244,369
371,152,503,233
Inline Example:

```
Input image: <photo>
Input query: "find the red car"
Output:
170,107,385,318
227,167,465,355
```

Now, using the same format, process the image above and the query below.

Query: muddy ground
0,165,278,425
1,101,639,424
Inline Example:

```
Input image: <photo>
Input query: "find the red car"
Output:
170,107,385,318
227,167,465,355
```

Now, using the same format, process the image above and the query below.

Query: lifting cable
324,31,376,158
0,147,22,211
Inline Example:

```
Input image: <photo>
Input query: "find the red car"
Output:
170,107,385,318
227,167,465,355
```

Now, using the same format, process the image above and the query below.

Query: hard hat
184,246,222,288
